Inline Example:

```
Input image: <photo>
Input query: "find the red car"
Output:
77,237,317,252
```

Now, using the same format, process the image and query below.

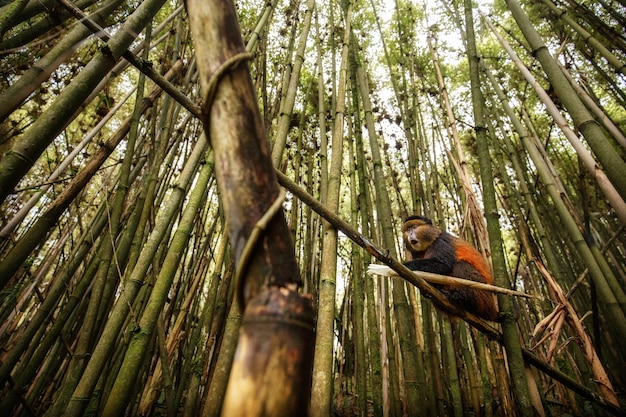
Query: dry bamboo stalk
532,261,619,406
367,264,536,299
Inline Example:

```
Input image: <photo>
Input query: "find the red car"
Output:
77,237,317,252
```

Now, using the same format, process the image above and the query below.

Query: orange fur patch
452,239,494,284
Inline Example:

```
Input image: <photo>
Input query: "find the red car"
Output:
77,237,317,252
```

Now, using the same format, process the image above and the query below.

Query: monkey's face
402,218,440,256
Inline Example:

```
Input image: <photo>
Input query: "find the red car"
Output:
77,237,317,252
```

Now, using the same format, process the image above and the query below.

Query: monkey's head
402,216,441,257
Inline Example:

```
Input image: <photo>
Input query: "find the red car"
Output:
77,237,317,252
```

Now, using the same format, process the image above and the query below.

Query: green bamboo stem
62,131,208,417
541,0,626,76
355,59,426,414
0,63,181,290
310,2,351,414
0,0,28,38
0,0,94,48
0,0,125,122
463,0,536,413
504,0,626,201
270,0,315,166
0,0,168,203
100,148,214,416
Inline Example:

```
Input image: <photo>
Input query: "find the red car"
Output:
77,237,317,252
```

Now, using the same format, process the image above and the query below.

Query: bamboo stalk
367,264,536,299
186,0,314,414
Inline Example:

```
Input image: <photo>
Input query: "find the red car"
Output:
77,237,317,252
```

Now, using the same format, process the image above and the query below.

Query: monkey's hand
367,264,398,277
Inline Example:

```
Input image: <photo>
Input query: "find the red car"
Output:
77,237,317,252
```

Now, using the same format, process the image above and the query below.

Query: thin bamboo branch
367,264,535,298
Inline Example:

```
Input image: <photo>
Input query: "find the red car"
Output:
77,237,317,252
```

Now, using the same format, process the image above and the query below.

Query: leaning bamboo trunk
504,0,626,201
185,0,314,415
0,60,182,291
462,0,536,415
0,0,168,204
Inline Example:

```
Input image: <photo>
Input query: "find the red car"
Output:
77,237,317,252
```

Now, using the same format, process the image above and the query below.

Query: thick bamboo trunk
186,0,314,415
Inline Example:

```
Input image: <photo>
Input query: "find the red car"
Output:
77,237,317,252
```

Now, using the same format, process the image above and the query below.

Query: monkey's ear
367,264,398,277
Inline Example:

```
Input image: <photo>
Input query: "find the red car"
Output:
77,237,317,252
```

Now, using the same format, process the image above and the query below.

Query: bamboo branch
366,264,536,299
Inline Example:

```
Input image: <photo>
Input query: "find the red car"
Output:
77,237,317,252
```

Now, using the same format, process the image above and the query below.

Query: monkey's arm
367,257,452,277
404,258,452,276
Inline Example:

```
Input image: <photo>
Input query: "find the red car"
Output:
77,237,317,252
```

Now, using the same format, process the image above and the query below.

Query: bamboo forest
1,0,626,415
